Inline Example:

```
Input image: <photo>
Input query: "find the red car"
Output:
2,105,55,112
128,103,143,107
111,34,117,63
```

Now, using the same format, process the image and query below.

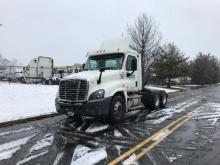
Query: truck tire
48,79,53,85
160,92,167,108
151,94,160,110
20,77,26,83
110,95,125,122
42,78,47,85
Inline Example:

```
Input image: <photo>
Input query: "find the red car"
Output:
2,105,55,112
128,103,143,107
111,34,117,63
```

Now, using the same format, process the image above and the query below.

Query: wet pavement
0,84,220,165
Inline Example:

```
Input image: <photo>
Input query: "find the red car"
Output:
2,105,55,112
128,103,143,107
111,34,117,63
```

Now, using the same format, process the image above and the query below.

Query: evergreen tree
153,43,188,88
190,53,220,85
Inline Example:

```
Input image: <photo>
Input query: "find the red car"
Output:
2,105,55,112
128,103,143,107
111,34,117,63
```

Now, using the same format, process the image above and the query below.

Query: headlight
89,89,105,101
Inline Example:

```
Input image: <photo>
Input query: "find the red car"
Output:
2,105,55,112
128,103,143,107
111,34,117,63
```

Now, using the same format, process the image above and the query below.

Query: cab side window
126,56,136,71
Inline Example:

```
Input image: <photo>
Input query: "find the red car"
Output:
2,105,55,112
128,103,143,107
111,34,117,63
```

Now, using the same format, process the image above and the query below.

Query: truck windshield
84,53,124,70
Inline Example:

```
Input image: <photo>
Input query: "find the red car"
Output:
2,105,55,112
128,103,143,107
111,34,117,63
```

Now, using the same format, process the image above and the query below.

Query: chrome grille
59,79,88,102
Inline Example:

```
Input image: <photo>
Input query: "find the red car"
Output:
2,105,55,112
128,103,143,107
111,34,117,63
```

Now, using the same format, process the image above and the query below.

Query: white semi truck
22,57,82,84
55,38,168,121
22,56,54,84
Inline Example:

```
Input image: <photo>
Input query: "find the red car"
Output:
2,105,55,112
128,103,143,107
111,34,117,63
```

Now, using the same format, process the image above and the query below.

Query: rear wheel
160,92,167,108
110,95,125,122
151,94,160,110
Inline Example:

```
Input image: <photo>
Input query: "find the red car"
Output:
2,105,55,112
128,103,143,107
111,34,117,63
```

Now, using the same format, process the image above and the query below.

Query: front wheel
110,95,125,122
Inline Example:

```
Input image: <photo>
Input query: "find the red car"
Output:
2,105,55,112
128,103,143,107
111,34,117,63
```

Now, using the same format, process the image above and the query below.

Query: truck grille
59,79,88,102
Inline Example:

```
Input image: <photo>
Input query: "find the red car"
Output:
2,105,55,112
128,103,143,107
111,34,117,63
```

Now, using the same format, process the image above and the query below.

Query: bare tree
10,58,18,66
128,13,161,89
0,54,18,70
0,54,10,69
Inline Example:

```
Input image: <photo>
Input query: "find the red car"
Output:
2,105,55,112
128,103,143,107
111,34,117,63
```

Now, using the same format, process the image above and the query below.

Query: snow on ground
122,154,139,165
145,86,179,93
114,130,123,137
184,84,202,87
16,150,49,165
29,133,54,153
53,152,64,165
0,127,33,137
193,102,220,126
146,99,198,124
85,123,109,133
0,135,34,161
71,145,107,165
164,153,183,163
0,82,58,123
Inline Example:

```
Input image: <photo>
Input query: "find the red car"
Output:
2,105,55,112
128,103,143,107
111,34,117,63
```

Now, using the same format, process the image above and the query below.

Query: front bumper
55,97,112,120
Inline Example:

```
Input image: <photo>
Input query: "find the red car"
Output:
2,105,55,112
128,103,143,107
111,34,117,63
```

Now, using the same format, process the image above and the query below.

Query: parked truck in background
55,38,168,121
21,57,82,85
22,56,54,84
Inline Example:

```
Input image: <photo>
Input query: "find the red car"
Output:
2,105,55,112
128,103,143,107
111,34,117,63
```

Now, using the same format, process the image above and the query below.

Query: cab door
126,55,139,91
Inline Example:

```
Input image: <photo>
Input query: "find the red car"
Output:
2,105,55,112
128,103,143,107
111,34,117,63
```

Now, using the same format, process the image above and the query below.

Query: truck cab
55,38,167,121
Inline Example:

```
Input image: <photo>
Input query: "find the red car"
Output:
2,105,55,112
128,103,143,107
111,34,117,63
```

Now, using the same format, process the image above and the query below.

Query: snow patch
53,152,64,165
167,153,183,163
86,123,109,133
114,130,123,137
16,150,48,165
147,99,198,124
71,147,107,165
0,135,34,161
30,133,54,153
122,154,139,165
115,145,123,155
72,145,92,160
0,127,33,137
193,102,220,126
145,86,179,93
208,118,219,126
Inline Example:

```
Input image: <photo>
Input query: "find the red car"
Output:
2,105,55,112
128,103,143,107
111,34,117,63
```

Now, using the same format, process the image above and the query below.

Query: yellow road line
136,116,191,160
108,115,191,165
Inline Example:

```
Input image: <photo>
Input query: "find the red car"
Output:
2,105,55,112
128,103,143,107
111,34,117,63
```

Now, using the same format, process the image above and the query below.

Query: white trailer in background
22,56,53,84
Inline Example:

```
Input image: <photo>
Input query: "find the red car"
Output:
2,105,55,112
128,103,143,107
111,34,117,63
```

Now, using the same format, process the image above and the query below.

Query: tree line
0,54,18,70
128,13,220,87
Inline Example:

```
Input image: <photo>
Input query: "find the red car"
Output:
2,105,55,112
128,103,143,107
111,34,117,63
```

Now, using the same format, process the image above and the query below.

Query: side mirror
131,58,137,71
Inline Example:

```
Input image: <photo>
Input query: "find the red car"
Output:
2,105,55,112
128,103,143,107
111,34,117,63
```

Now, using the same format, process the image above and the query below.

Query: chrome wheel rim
114,101,122,114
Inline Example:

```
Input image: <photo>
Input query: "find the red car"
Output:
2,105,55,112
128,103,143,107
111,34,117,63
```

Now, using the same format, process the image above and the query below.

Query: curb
0,113,62,128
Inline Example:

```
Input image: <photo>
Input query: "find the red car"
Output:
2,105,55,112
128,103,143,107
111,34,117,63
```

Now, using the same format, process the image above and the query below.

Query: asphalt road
0,84,220,165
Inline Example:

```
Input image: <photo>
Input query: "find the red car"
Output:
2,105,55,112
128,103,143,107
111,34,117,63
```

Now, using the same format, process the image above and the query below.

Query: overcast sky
0,0,220,66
